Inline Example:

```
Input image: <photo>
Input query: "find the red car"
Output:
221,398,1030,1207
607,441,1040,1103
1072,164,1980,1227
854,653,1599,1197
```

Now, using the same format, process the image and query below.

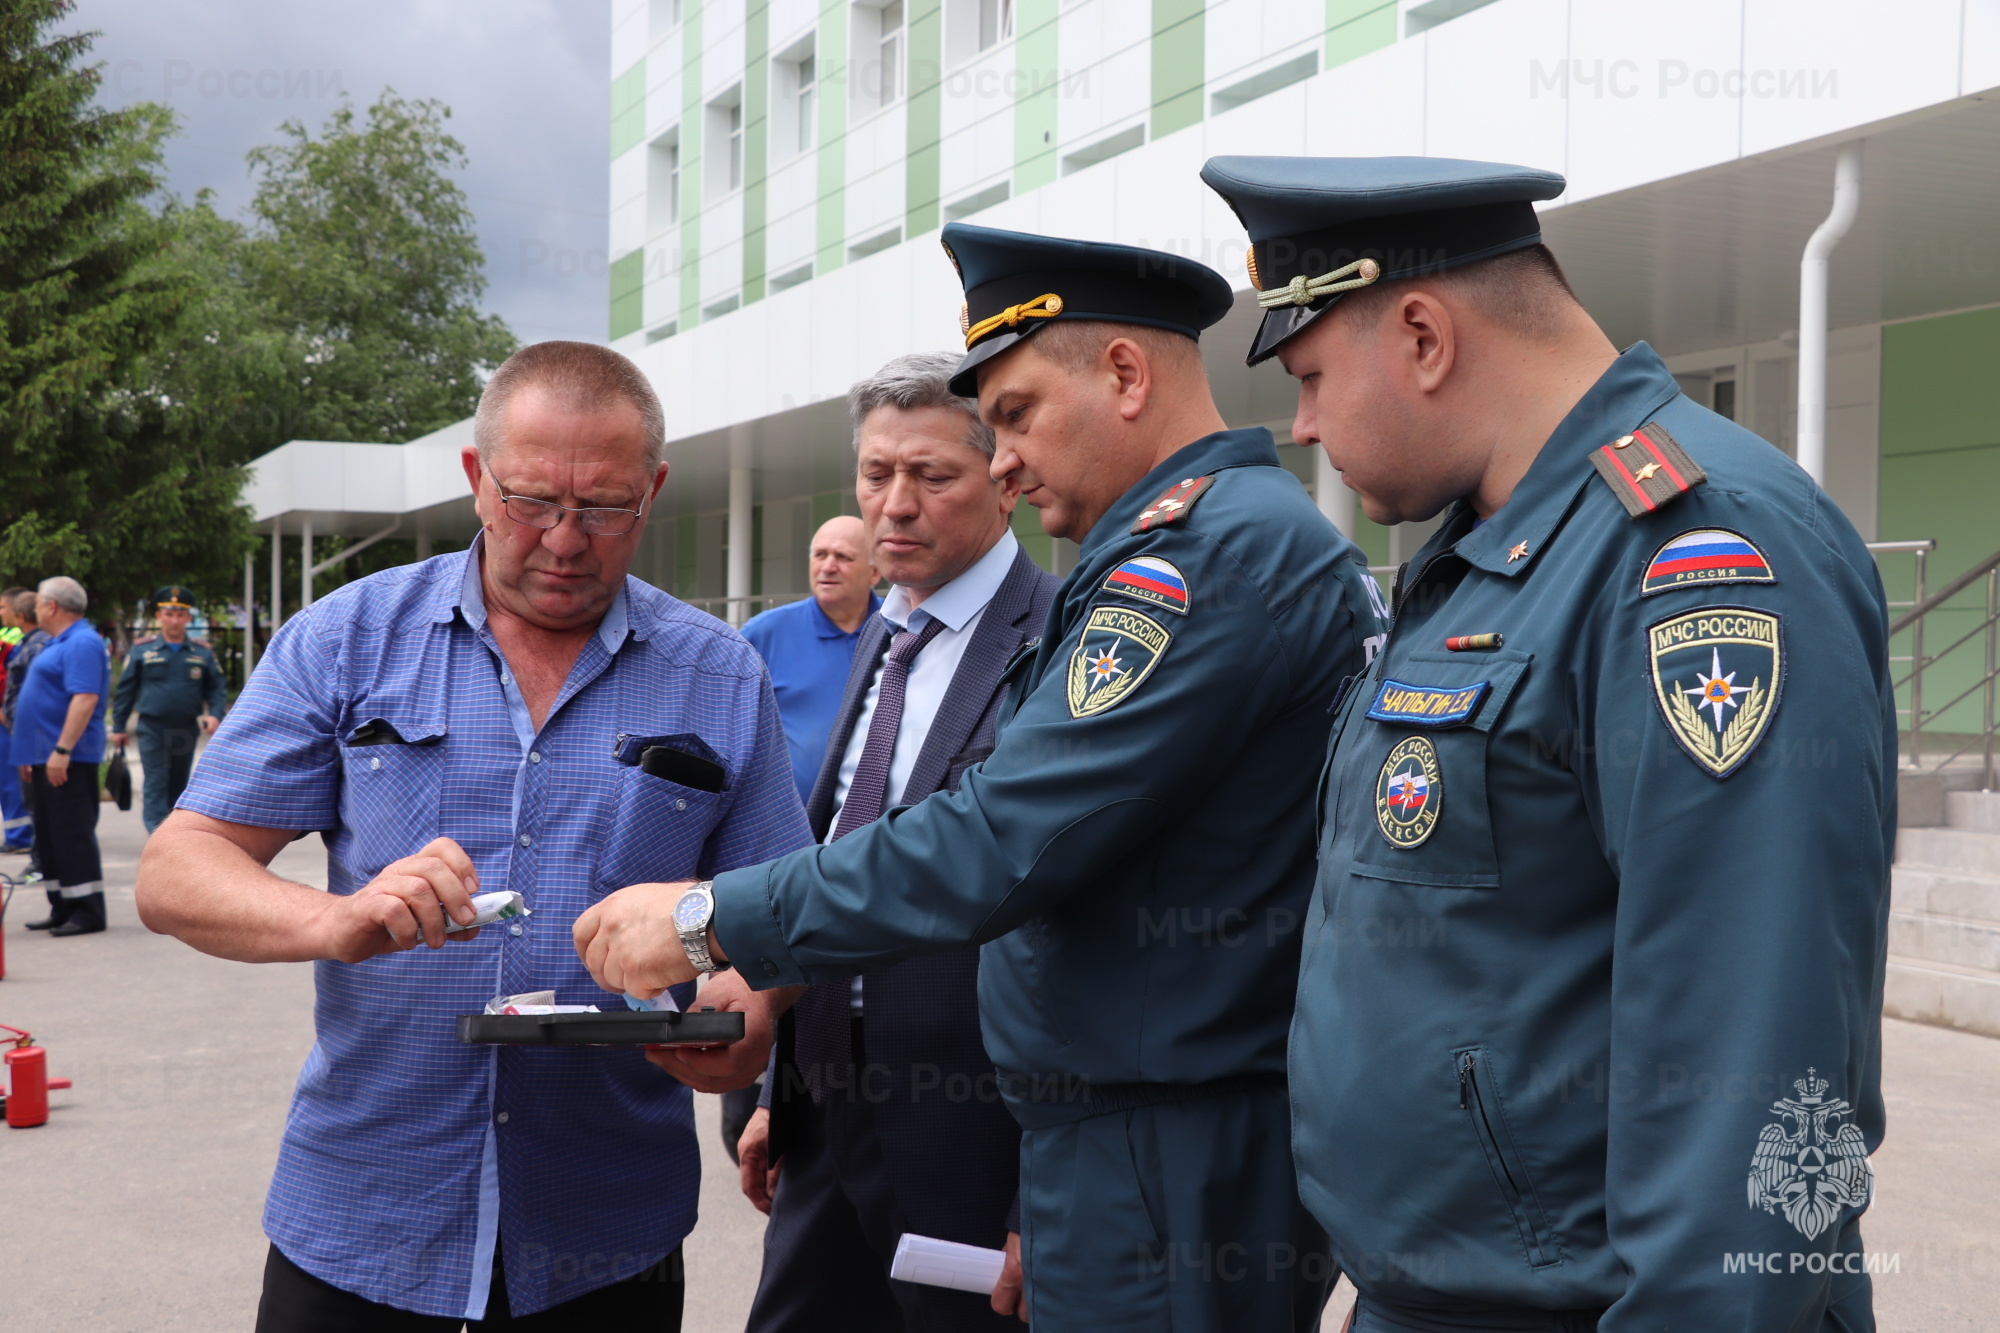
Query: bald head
810,515,876,632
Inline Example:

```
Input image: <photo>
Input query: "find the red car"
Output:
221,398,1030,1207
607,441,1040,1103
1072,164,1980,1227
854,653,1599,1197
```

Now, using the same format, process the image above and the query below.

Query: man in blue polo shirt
741,515,880,803
136,341,812,1329
14,576,110,937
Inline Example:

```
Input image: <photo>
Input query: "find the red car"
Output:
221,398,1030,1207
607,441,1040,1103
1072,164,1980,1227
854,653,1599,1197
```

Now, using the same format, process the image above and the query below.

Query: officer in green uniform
111,586,226,833
1200,156,1894,1331
573,225,1388,1331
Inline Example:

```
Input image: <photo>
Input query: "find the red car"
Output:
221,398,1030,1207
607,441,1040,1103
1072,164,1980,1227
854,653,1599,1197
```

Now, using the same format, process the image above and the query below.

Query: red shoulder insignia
1590,421,1707,518
1131,475,1217,534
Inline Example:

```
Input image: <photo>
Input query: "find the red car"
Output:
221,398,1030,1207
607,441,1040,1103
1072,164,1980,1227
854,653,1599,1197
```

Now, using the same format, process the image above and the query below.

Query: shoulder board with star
1130,475,1217,534
1589,421,1707,518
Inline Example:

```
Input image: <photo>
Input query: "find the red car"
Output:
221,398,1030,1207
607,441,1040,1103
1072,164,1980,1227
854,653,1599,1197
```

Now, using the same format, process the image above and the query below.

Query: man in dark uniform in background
575,224,1387,1331
1201,155,1893,1332
111,585,226,833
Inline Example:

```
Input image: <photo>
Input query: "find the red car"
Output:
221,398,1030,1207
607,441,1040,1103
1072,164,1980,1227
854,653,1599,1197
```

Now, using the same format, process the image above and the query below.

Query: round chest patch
1375,736,1442,849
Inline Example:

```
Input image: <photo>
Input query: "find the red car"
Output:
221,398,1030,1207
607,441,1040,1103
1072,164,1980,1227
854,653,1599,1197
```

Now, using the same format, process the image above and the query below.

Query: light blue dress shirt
180,541,812,1318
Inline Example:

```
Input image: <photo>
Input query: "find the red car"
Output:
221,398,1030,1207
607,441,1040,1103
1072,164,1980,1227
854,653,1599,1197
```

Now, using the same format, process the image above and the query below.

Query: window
775,37,818,158
851,2,904,116
728,102,744,189
978,0,1012,49
705,88,744,196
877,1,904,108
797,55,816,150
649,0,682,40
647,128,681,234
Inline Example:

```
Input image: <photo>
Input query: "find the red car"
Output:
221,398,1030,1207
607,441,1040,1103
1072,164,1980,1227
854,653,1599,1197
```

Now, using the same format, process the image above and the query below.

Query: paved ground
0,782,1992,1329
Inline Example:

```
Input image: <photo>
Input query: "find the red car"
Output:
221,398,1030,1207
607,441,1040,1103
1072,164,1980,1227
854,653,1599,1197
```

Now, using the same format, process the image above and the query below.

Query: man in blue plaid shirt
137,342,812,1329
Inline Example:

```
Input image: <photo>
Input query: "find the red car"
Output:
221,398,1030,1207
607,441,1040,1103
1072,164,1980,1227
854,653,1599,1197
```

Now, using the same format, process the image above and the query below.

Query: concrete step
1884,955,2000,1039
1890,909,2000,972
1897,826,2000,877
1893,864,2000,922
1947,789,2000,833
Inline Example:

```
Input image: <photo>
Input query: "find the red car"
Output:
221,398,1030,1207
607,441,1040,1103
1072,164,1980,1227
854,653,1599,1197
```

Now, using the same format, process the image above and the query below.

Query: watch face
673,890,709,932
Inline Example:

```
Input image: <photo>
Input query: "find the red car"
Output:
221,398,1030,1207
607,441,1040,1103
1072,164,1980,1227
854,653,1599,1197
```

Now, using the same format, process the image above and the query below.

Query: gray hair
473,341,667,471
848,352,995,459
37,577,86,614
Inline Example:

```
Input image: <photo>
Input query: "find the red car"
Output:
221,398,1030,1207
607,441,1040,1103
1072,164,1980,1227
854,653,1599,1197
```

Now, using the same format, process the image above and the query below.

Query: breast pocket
339,716,449,880
596,734,730,891
1349,651,1531,890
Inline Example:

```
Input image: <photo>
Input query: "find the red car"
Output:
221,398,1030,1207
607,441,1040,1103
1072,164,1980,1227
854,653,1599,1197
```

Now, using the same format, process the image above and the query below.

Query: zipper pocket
1455,1047,1562,1269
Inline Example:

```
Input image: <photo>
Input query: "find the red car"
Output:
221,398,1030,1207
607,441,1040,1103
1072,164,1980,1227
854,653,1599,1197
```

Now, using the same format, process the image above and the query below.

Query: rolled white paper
890,1233,1007,1295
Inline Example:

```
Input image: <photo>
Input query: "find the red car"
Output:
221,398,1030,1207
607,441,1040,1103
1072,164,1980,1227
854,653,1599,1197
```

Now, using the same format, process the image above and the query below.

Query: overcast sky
72,0,610,345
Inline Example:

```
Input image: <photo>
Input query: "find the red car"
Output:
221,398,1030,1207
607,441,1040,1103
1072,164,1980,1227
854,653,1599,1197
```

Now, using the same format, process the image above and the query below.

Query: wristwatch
672,881,730,975
51,745,70,756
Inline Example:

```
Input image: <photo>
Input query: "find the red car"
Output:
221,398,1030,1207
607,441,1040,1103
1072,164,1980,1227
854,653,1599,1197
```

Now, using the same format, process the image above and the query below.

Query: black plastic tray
457,1009,745,1046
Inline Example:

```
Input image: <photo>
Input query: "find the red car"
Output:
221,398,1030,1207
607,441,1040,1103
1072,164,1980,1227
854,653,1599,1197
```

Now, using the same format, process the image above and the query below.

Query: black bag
106,746,132,812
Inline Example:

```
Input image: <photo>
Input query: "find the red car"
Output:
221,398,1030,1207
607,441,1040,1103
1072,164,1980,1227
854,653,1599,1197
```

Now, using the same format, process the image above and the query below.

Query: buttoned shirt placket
452,542,631,1320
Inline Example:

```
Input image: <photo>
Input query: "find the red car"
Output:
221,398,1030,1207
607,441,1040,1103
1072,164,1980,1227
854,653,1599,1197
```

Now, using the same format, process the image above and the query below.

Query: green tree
0,0,226,611
239,91,517,448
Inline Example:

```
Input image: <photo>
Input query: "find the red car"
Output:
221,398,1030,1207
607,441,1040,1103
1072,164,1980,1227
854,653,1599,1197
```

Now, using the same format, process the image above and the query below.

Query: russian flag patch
1103,555,1189,615
1642,529,1775,597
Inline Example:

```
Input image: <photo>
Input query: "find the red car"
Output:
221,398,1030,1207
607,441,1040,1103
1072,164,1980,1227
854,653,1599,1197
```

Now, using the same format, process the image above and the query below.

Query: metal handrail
1889,545,2000,637
1868,538,1999,787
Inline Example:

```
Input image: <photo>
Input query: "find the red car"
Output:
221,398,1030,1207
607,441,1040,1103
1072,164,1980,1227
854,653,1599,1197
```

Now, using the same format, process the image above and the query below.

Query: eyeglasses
487,469,651,537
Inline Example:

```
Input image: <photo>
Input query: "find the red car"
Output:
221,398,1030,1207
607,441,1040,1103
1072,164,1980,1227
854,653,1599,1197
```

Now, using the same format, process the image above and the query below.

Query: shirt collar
881,528,1019,632
1083,428,1281,555
1449,341,1683,578
809,592,883,639
453,532,631,656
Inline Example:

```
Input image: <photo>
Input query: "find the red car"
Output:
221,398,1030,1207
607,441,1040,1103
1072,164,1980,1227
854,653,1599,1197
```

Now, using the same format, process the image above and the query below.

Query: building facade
591,0,2000,741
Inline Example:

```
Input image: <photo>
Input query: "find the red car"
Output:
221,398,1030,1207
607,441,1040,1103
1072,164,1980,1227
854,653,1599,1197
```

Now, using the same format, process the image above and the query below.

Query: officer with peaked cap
574,222,1387,1330
1201,154,1894,1331
111,585,226,832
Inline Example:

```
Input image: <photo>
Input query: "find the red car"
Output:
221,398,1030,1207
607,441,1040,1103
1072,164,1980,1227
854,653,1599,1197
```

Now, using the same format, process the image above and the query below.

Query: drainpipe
1796,143,1861,487
1315,449,1355,538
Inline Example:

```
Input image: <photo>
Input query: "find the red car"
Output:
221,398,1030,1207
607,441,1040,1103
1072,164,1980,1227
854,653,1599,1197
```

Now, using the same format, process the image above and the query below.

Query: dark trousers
0,752,30,846
29,762,100,894
1016,1081,1334,1333
255,1242,684,1332
749,1074,1017,1332
135,716,199,833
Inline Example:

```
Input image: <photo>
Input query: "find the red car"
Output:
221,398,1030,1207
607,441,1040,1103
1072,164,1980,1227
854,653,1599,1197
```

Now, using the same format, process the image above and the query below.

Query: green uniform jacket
714,427,1385,1105
112,635,226,728
1293,344,1893,1329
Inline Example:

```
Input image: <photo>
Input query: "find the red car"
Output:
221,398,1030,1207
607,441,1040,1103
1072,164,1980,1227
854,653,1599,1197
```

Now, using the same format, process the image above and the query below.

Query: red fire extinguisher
2,1025,71,1128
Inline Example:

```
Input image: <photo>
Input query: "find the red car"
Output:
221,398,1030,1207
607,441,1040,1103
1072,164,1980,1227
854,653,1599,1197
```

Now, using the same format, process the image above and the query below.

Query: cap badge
959,302,971,337
1245,246,1263,292
1256,257,1381,311
964,291,1064,350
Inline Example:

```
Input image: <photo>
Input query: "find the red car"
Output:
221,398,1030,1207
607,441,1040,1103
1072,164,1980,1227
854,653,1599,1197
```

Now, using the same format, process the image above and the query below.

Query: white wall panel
1563,0,1742,202
1740,0,1961,155
1423,0,1568,172
1298,36,1427,158
1964,0,2000,95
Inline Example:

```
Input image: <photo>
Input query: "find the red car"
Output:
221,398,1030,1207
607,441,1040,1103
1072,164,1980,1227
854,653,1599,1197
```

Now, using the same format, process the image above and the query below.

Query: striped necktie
830,615,948,841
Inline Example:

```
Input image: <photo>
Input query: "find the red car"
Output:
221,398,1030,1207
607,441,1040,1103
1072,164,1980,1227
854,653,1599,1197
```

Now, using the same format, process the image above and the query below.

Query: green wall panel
744,0,770,304
1880,307,2000,734
1150,0,1204,141
1011,502,1055,572
1326,1,1397,70
815,0,849,274
611,60,647,158
1013,0,1059,194
609,249,645,340
905,0,944,240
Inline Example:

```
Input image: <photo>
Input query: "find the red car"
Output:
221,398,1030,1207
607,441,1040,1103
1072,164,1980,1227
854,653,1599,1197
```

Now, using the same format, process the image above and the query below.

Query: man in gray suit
653,352,1060,1330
